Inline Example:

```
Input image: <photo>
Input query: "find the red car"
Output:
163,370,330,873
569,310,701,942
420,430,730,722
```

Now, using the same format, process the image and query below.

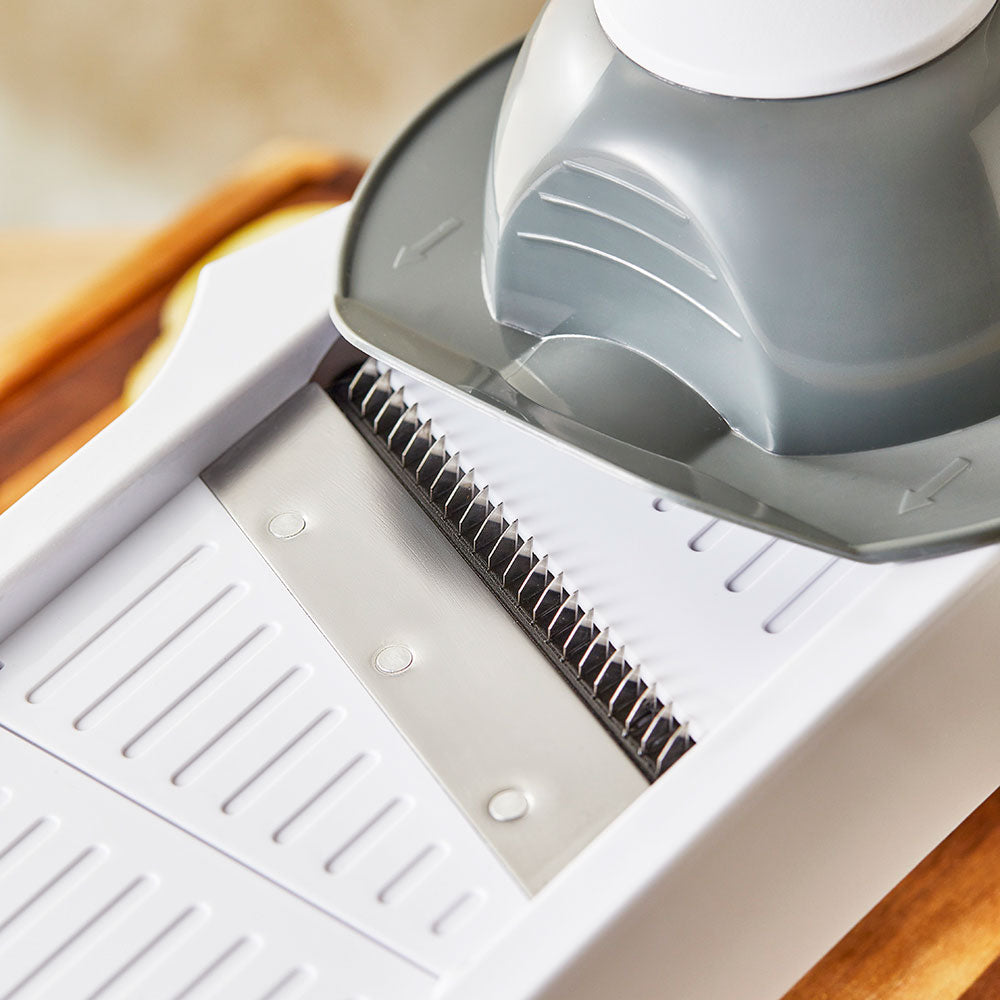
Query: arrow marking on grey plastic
898,457,971,514
539,192,717,279
394,217,462,269
517,232,742,339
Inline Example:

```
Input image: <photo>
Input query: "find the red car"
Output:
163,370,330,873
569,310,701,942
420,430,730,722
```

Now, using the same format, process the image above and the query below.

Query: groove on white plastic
431,890,486,938
763,558,852,635
392,372,890,736
73,583,251,735
594,0,996,99
272,753,378,847
170,665,312,789
378,845,448,905
123,625,283,763
687,518,731,554
0,480,527,977
326,797,414,874
725,538,782,593
25,546,216,708
0,815,60,880
220,707,344,817
0,729,432,999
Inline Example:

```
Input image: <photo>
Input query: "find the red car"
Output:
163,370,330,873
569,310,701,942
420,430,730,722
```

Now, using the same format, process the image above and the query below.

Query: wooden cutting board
2,142,1000,1000
0,142,364,510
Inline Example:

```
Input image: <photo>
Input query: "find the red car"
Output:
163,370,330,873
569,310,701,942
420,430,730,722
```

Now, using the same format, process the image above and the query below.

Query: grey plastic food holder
487,0,1000,456
333,0,1000,562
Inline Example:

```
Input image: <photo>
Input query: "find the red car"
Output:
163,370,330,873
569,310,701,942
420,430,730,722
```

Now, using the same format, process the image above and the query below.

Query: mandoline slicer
4,2,1000,998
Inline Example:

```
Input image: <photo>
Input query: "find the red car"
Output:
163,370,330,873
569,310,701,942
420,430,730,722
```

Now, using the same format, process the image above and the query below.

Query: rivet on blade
488,787,530,823
374,644,414,675
267,512,306,539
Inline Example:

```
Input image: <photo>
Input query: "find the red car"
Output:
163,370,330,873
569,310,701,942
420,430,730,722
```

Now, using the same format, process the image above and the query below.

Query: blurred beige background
1,0,543,227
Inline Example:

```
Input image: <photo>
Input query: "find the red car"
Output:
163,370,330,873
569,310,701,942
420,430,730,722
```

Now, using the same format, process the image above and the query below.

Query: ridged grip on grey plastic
484,0,1000,454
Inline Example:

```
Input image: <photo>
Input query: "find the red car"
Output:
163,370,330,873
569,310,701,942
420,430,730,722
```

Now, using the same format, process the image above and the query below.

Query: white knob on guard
593,0,996,99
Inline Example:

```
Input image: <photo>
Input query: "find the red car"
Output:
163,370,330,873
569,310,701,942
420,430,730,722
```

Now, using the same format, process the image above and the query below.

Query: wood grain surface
0,229,144,344
3,145,1000,1000
783,788,1000,999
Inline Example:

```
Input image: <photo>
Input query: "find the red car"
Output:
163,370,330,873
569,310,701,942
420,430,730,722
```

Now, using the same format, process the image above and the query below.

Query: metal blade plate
204,384,647,893
335,359,693,782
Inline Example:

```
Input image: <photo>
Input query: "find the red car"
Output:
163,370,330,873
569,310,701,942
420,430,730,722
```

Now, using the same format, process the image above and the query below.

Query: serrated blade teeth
563,608,594,657
348,358,380,400
578,627,611,675
429,451,460,498
655,722,691,776
517,555,548,602
372,386,407,434
387,402,421,451
401,419,433,467
416,435,447,484
547,590,579,639
623,681,656,737
503,536,534,586
532,571,565,619
443,468,477,516
338,364,695,782
473,503,505,551
639,703,674,755
592,645,625,695
459,487,491,533
360,370,393,416
608,664,641,719
487,517,520,567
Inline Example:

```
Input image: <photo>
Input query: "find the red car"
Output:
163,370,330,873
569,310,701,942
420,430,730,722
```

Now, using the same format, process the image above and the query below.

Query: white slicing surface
0,728,433,999
0,480,526,978
594,0,995,98
394,370,889,738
